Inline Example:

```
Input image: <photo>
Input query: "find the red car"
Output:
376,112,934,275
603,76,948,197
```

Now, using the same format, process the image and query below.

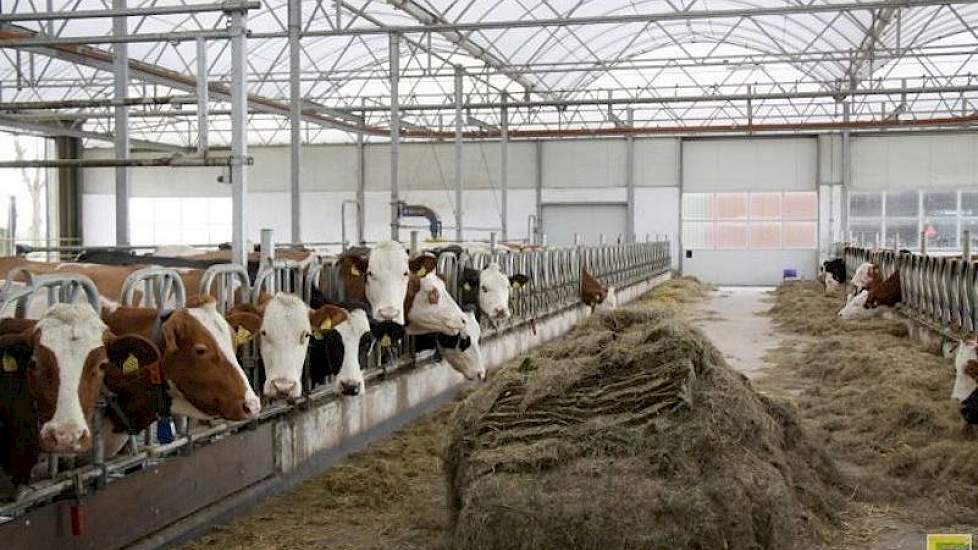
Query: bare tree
14,137,44,242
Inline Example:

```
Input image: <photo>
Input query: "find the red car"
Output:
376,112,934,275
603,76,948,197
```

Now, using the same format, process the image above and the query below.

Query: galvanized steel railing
842,245,976,335
0,240,670,519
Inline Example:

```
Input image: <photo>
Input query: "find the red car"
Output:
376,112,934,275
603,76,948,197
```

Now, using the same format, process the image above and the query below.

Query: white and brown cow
0,303,158,492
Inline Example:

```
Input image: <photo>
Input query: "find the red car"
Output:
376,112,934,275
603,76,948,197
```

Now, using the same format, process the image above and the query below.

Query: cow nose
494,307,508,318
242,393,261,419
41,423,90,453
377,307,400,321
340,380,362,396
268,378,297,397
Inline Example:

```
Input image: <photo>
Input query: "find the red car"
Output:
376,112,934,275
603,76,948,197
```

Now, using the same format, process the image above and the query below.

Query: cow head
439,310,486,381
356,241,411,324
461,264,527,323
954,337,978,419
581,268,608,307
331,309,371,395
248,294,311,400
160,297,261,421
407,273,468,336
0,304,157,454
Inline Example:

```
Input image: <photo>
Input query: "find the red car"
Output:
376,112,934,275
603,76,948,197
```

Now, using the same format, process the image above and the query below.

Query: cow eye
481,286,489,293
260,329,267,337
193,343,208,356
302,331,311,342
403,271,409,277
367,271,375,279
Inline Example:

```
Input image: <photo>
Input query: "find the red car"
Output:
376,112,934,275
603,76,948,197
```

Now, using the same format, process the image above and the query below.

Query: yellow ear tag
2,353,17,373
380,334,392,348
512,281,523,290
235,325,253,346
417,267,427,277
463,282,472,291
320,318,332,332
350,266,362,276
122,353,140,375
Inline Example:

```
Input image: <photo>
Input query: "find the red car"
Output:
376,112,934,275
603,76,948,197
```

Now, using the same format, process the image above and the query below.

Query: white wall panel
363,141,536,191
542,139,626,189
683,138,817,191
635,187,680,269
684,250,817,285
634,138,680,187
851,134,978,190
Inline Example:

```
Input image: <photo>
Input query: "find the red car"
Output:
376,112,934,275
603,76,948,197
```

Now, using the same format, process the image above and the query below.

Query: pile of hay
445,308,845,550
767,281,908,337
636,275,714,313
764,283,978,526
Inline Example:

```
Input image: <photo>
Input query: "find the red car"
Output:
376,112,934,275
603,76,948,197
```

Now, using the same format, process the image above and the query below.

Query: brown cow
581,268,609,307
865,270,902,308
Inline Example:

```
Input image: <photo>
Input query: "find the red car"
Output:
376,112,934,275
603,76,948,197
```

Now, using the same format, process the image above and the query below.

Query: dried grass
761,282,978,528
636,275,714,314
765,281,908,337
183,409,452,550
445,307,846,550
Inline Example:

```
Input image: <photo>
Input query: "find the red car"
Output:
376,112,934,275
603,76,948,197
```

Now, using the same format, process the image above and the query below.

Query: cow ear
964,360,978,381
427,287,440,305
342,256,368,278
310,306,348,337
409,255,437,277
105,334,161,377
510,274,529,288
227,311,262,348
0,329,34,375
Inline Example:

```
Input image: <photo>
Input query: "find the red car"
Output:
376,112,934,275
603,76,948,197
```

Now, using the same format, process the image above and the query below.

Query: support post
356,125,366,245
964,230,972,262
840,101,851,237
288,0,302,243
920,231,927,255
534,140,543,244
113,0,130,246
389,32,400,242
500,93,509,242
625,108,635,242
259,228,274,269
454,65,464,242
229,7,249,266
410,230,419,255
195,37,208,155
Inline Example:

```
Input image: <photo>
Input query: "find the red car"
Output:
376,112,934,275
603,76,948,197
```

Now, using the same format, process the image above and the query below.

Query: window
682,191,817,250
129,197,231,246
848,190,978,250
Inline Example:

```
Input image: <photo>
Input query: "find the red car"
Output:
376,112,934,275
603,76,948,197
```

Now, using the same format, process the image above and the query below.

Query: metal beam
454,65,463,242
847,6,902,87
500,93,508,242
0,29,237,47
389,32,401,242
625,108,635,243
0,115,189,153
250,0,978,38
113,0,130,247
0,156,248,168
0,2,260,22
289,0,302,243
384,0,544,97
0,96,195,110
195,38,209,155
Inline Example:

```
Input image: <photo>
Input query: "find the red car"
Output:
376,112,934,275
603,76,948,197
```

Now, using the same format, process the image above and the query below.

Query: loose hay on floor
763,282,978,528
445,307,845,550
636,275,714,313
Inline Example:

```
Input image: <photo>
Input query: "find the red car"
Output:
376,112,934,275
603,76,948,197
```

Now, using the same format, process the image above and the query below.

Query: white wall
851,133,978,190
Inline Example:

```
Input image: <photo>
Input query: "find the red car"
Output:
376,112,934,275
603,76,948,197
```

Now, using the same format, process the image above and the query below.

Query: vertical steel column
288,0,302,243
840,102,851,237
625,108,635,243
230,8,249,266
454,65,464,242
500,93,509,242
113,0,130,246
195,37,209,155
356,128,366,245
389,32,401,242
534,140,543,244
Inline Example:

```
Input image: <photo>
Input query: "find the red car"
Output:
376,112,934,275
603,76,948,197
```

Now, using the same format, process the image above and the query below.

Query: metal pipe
964,230,972,262
259,228,274,273
0,1,260,22
0,156,248,168
454,65,463,242
341,199,359,251
113,0,130,247
534,141,543,244
195,38,208,155
500,93,509,242
288,0,302,243
410,231,419,255
389,33,401,241
229,8,249,266
250,0,978,38
0,95,197,111
0,29,238,48
356,125,366,245
625,108,635,243
6,197,16,255
921,231,927,255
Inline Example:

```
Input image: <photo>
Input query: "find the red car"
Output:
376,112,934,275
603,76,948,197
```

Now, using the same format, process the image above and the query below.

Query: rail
0,240,671,521
841,245,976,336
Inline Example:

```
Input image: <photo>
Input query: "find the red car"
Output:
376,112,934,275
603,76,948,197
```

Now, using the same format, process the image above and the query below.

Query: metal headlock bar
0,270,101,318
842,245,978,335
0,241,671,525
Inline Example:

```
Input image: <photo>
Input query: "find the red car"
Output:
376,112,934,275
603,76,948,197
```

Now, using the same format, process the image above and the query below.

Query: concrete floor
688,286,784,379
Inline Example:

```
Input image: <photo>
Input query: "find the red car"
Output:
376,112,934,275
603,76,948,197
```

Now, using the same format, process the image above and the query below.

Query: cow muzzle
339,379,363,396
265,378,299,400
376,307,402,322
40,422,91,453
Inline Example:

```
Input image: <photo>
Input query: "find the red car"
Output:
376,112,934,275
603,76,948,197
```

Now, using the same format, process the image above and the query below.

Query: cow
406,272,469,337
436,310,486,381
953,337,978,426
821,258,846,285
457,263,529,324
865,271,901,308
850,262,879,295
226,294,371,398
581,267,609,307
339,241,410,325
837,289,885,320
0,303,158,493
